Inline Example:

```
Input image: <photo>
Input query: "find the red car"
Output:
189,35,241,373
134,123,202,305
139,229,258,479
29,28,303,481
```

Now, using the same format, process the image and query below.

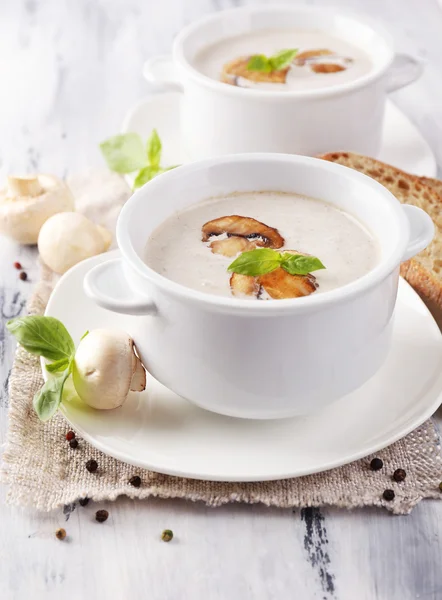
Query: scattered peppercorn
69,439,79,449
95,509,109,523
79,497,90,507
129,475,141,488
370,458,383,471
86,459,98,473
393,468,406,482
66,431,75,441
161,529,173,542
19,271,28,281
13,261,22,270
55,528,66,540
439,482,442,492
383,489,395,501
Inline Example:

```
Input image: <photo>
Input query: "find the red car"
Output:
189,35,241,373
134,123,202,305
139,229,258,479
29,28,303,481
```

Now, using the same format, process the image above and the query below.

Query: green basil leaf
33,369,70,422
6,316,75,361
46,358,70,373
269,48,298,71
147,129,162,168
281,254,326,276
133,166,161,190
228,248,282,276
100,133,146,174
247,55,272,73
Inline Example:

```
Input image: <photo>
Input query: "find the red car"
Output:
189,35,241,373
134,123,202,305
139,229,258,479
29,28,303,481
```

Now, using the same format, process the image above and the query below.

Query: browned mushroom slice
259,269,318,300
210,236,255,257
230,273,260,298
294,49,334,66
202,215,284,248
311,63,346,74
221,57,289,86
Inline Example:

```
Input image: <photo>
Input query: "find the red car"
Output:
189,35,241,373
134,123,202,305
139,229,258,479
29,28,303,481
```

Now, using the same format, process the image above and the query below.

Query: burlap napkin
2,170,442,514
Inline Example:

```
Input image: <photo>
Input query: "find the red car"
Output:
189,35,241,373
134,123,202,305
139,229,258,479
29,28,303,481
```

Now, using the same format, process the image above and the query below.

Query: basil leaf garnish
269,49,298,71
228,248,325,278
281,254,326,276
100,133,146,174
248,49,298,73
46,358,71,373
228,248,283,276
33,369,70,421
7,316,75,361
247,54,272,73
147,129,162,168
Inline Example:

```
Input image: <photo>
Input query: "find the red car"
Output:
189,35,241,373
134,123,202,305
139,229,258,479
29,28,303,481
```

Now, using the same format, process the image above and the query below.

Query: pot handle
401,205,434,262
84,258,157,316
143,54,184,92
386,53,424,93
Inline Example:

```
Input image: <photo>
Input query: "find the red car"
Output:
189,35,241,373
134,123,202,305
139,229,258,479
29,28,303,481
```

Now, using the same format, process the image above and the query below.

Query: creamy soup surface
193,29,372,91
144,192,380,299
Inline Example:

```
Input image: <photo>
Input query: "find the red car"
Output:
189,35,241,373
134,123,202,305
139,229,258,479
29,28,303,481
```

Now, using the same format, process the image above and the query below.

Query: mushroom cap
72,329,143,410
0,175,75,244
38,212,112,274
202,215,284,248
221,56,289,85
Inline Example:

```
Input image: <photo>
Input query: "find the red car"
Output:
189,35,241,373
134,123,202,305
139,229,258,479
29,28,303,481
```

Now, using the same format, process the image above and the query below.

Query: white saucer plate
44,251,442,482
121,93,437,188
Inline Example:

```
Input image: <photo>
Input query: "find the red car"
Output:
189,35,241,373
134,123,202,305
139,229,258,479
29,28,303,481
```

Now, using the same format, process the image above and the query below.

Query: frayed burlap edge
2,266,442,515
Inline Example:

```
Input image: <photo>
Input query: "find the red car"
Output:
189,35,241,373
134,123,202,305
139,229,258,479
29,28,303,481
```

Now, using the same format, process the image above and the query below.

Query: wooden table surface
1,1,442,598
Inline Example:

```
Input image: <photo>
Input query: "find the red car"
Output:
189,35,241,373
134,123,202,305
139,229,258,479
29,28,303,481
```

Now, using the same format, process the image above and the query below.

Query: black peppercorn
66,431,75,441
393,468,406,482
79,497,89,507
370,458,383,471
383,489,395,501
19,271,28,281
69,438,78,449
129,475,141,488
55,528,66,540
95,509,109,523
86,459,98,473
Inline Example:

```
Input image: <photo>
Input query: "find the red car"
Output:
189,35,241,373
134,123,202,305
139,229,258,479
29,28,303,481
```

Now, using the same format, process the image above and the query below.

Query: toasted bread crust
319,152,442,310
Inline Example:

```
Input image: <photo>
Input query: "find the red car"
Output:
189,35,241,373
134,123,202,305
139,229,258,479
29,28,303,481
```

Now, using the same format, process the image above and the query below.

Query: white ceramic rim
172,4,395,100
116,153,409,315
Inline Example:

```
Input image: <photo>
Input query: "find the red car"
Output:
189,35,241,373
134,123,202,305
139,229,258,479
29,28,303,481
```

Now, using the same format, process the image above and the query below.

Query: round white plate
44,251,442,482
121,93,437,188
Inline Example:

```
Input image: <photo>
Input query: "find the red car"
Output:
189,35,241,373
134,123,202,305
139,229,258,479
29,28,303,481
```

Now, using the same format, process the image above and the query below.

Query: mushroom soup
144,192,380,300
193,29,372,91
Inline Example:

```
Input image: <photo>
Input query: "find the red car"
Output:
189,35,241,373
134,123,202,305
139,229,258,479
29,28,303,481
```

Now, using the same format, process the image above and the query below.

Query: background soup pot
143,5,423,160
84,154,433,419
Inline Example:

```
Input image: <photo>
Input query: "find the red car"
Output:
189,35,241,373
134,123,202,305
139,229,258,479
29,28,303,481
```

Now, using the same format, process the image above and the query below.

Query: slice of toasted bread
318,152,442,311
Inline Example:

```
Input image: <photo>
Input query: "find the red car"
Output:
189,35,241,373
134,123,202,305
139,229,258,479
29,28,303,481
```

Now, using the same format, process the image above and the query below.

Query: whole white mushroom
0,175,75,244
72,329,146,410
38,212,112,274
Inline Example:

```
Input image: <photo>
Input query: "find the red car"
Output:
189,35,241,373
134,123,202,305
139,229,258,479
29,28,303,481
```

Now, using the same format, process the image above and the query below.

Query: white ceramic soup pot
84,154,433,419
143,6,423,160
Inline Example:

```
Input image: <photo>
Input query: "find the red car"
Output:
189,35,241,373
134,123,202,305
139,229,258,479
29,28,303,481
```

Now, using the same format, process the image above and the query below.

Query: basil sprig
6,316,85,422
228,248,325,277
247,49,298,73
100,129,179,190
33,369,71,422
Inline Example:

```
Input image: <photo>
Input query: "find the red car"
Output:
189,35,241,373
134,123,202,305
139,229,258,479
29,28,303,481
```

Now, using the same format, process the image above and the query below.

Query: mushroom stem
8,175,43,198
131,355,147,392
